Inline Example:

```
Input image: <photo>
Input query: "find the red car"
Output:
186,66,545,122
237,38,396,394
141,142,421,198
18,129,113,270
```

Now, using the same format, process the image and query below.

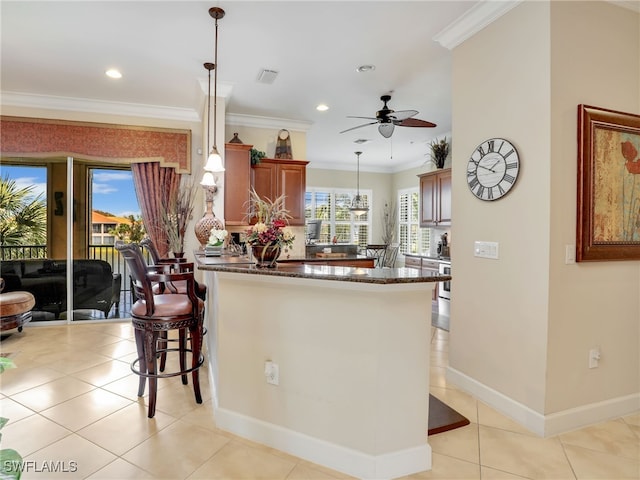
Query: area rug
428,394,470,435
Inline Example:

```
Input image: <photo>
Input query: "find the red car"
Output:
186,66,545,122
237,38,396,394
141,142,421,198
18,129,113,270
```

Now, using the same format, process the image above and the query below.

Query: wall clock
466,138,520,201
275,129,293,159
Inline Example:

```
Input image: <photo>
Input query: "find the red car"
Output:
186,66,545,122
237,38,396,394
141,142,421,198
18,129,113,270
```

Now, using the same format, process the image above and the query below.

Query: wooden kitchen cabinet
251,158,308,225
224,143,253,226
404,255,440,301
419,168,451,227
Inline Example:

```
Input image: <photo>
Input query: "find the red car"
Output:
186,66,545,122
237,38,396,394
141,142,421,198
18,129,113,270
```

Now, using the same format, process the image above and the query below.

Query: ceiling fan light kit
340,94,437,138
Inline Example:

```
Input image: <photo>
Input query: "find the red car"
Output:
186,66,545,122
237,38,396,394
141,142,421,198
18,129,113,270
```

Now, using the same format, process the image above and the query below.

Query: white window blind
398,188,429,255
305,188,372,247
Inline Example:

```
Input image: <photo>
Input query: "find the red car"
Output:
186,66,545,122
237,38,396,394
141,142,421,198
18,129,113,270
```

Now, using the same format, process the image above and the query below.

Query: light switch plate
565,245,576,264
474,241,499,259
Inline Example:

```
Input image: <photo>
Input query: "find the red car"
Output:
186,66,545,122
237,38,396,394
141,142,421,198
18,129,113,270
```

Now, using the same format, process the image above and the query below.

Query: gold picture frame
577,104,640,261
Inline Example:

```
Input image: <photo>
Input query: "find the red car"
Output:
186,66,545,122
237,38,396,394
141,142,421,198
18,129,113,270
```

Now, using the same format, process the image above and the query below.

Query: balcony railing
0,244,152,319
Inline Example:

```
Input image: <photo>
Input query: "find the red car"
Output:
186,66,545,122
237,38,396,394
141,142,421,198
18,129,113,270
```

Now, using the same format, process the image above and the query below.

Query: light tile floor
1,322,638,479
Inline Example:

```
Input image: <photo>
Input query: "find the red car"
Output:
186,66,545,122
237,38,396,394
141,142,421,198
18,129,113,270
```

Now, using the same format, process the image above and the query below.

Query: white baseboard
446,366,640,437
215,406,432,480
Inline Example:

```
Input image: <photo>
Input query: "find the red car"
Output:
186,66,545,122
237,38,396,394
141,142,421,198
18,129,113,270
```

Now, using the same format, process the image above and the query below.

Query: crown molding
434,0,524,50
197,79,234,98
225,113,312,133
0,91,200,122
607,0,640,12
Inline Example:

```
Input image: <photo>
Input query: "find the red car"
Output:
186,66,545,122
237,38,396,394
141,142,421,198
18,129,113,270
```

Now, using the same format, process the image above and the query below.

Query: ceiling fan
340,94,437,138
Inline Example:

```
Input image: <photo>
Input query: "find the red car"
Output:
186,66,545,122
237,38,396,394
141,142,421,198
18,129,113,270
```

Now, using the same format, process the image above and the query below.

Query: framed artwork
577,104,640,261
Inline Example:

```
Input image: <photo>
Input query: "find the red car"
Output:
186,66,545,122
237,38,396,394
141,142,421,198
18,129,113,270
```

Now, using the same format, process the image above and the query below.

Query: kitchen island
197,257,450,479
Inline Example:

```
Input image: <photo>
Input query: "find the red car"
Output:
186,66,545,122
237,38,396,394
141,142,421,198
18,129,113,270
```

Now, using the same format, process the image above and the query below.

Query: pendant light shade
349,151,369,216
204,148,225,173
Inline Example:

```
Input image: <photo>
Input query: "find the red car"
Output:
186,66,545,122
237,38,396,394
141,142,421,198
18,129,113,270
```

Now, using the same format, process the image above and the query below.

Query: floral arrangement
245,188,295,249
207,228,228,247
429,137,450,169
157,176,196,255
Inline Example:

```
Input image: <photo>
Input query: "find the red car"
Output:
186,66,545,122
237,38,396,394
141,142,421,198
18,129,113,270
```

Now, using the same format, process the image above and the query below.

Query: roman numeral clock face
467,138,520,201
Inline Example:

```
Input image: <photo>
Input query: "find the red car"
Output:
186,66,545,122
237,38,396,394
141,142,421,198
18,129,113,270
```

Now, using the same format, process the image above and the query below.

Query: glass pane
411,192,419,223
335,193,351,221
410,224,419,254
399,193,409,223
0,164,48,258
354,224,368,248
399,225,408,255
314,192,331,220
88,167,141,320
335,223,351,243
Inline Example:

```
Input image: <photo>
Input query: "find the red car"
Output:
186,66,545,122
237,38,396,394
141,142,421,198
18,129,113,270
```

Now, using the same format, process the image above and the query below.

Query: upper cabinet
419,168,451,227
251,158,308,226
223,143,253,226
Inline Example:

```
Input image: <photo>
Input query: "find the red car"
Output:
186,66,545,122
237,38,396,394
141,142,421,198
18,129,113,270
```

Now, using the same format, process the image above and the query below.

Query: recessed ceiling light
316,104,329,112
356,64,375,73
105,69,122,79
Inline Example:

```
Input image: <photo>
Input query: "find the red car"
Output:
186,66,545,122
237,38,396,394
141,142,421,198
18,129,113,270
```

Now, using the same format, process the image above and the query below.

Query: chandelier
349,151,369,216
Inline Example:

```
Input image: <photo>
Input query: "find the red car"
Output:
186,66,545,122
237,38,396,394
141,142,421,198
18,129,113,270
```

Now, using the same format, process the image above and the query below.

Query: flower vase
251,244,281,268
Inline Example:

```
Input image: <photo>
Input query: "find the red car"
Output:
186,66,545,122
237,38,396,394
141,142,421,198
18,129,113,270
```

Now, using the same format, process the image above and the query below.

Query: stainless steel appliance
438,261,451,316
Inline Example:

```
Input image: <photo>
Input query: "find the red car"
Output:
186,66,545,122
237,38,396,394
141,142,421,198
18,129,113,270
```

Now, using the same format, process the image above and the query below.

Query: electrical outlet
264,360,279,385
589,348,601,369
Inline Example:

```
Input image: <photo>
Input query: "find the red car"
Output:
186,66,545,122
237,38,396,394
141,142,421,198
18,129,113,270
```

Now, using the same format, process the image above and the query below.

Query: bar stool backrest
115,242,156,310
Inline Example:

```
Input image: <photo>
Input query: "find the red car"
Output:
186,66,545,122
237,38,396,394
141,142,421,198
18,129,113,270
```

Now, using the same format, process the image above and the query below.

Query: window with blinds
398,188,429,255
305,188,372,247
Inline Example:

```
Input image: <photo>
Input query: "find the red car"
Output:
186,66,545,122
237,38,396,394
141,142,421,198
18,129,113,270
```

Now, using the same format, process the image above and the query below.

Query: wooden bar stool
115,242,204,418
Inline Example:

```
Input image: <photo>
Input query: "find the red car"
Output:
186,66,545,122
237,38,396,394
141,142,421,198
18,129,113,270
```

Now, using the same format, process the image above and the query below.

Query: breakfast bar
197,257,450,479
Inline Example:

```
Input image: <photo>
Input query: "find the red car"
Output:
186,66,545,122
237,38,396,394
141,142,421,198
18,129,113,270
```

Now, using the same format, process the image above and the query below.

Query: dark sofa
0,259,121,319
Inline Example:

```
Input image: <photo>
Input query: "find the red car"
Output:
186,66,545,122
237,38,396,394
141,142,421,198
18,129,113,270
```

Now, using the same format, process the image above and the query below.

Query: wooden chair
382,243,400,268
115,242,204,418
139,238,208,372
140,238,207,300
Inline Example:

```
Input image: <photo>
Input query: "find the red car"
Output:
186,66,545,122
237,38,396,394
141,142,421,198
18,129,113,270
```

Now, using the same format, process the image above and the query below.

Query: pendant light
194,7,226,248
202,6,226,176
349,151,369,216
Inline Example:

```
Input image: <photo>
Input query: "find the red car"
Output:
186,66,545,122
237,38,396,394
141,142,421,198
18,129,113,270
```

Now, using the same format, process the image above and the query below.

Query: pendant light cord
212,15,219,153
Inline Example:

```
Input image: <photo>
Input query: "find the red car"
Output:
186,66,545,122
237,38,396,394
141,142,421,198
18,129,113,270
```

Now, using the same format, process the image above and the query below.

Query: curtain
131,162,179,259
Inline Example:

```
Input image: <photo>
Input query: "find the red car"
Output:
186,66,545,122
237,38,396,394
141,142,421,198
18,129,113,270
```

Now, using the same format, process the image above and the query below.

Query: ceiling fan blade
347,116,378,121
378,123,395,138
340,122,378,134
398,118,437,128
388,109,418,122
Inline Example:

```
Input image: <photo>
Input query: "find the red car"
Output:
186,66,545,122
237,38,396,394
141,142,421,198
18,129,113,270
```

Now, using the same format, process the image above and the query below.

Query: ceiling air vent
257,69,279,84
354,139,371,145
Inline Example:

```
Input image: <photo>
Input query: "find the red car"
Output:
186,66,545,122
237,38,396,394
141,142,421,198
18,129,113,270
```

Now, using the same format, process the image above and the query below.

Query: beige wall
450,0,639,428
450,0,551,413
546,1,640,413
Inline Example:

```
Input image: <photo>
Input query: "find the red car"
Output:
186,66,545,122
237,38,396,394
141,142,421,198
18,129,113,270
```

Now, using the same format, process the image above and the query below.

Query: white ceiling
1,1,484,172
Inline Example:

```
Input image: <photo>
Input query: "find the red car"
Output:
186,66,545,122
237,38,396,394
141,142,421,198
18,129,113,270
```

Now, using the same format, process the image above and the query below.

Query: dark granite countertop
195,255,450,285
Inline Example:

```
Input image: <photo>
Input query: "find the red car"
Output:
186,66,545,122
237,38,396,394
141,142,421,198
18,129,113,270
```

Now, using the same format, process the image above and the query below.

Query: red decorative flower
622,141,640,174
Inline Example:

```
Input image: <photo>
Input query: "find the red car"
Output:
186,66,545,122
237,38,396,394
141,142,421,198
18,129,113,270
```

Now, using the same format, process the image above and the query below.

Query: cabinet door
250,162,277,224
278,163,306,225
251,162,278,204
419,173,437,227
224,143,252,225
436,170,452,226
